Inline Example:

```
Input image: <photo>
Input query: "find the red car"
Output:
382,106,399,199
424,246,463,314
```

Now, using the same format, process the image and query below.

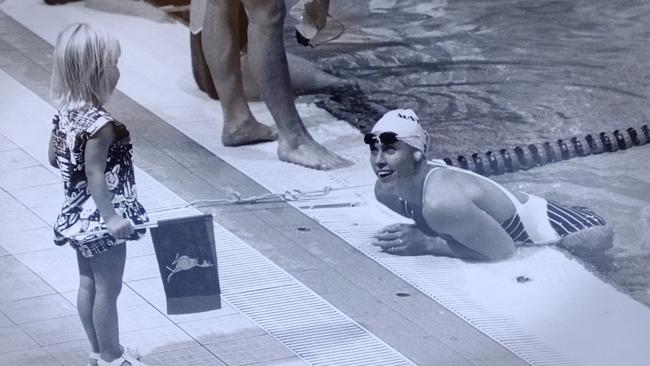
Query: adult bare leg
286,53,359,95
239,52,358,99
76,251,100,365
241,0,351,170
193,30,357,100
203,0,277,146
90,244,127,363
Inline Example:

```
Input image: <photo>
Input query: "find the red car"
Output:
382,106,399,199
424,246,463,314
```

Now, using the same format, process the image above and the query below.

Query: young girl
48,23,149,366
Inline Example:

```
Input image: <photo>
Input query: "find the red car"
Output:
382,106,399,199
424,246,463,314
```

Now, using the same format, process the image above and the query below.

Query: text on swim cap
397,112,420,124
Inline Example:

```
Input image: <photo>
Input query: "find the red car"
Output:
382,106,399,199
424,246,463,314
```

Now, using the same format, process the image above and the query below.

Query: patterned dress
51,107,148,258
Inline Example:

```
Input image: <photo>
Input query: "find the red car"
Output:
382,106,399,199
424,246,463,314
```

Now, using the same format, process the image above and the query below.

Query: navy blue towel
151,214,221,314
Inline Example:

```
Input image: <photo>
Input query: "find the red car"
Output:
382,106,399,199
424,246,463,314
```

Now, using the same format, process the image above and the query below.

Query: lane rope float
442,124,649,176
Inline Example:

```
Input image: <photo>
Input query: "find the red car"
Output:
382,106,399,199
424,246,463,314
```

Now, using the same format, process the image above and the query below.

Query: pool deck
0,8,528,366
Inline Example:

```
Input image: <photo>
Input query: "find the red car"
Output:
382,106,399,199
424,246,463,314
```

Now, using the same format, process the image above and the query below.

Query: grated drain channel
308,206,577,366
136,171,415,366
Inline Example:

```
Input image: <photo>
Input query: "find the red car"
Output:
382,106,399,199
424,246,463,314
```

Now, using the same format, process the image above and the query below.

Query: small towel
151,214,221,314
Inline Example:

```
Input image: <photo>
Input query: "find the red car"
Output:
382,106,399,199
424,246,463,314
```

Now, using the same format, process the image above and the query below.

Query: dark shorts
54,229,145,258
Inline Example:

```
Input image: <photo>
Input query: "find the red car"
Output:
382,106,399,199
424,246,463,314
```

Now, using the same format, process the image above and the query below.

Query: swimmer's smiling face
368,137,418,185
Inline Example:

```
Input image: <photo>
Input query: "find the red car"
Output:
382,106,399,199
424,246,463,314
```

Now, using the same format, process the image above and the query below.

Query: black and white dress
51,107,148,258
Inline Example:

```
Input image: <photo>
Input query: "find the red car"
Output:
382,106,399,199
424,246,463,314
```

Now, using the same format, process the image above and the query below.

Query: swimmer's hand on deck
373,223,445,256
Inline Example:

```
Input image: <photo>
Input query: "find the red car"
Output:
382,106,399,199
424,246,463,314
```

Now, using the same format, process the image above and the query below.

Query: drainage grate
136,171,415,366
308,205,577,366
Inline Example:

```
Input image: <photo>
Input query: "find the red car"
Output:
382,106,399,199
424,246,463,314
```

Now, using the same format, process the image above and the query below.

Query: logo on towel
166,253,214,283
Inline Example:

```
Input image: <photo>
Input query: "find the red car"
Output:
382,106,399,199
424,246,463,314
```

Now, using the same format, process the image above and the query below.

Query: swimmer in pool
367,109,613,260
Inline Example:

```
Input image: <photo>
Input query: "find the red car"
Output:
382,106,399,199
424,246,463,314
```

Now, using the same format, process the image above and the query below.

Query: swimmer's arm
423,197,516,261
418,233,458,257
373,223,457,257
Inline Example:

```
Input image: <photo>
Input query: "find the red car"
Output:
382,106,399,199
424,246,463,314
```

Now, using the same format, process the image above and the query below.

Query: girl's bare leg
76,251,100,365
90,244,127,363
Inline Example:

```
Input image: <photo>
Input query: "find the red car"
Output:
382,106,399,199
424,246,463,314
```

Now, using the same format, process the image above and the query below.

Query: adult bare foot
222,120,278,146
278,136,352,170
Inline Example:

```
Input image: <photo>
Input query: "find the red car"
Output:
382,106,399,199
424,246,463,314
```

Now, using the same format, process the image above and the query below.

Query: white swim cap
371,109,429,152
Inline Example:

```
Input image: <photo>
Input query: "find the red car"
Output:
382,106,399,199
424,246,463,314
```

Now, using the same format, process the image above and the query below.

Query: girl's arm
84,123,134,239
48,132,58,168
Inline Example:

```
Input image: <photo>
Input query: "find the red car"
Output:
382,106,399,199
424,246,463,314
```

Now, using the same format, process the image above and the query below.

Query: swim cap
371,109,429,152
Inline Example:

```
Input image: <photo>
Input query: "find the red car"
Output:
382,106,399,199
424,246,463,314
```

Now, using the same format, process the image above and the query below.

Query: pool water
285,0,650,306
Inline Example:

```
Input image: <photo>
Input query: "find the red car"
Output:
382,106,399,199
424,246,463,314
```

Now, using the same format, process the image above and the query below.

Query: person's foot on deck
222,119,278,146
278,135,352,170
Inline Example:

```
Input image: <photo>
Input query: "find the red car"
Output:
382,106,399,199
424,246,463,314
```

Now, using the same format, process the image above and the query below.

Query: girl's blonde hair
50,23,121,110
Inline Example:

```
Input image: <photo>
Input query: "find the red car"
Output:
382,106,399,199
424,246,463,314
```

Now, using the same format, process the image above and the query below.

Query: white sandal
88,352,100,365
96,352,148,366
123,353,148,366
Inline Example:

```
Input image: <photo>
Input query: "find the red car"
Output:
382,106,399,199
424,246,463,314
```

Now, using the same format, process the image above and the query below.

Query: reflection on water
287,0,650,305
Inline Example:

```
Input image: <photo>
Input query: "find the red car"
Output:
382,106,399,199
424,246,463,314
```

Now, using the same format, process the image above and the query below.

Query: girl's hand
373,223,443,255
105,216,135,239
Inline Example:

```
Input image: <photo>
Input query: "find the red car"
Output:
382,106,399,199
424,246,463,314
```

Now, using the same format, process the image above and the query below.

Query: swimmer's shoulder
421,170,478,219
423,166,482,200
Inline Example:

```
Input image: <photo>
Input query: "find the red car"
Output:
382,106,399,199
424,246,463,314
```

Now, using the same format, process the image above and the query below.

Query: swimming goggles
363,132,399,145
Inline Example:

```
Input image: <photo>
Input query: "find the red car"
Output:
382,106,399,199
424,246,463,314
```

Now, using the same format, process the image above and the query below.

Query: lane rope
442,124,649,176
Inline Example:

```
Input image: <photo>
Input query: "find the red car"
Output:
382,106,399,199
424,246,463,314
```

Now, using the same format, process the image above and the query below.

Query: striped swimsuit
499,194,606,245
404,162,606,245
